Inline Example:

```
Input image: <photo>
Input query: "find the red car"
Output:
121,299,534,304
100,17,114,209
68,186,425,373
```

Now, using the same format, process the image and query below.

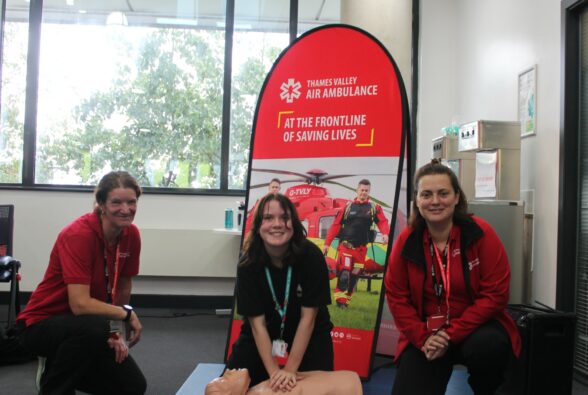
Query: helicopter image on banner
247,168,406,277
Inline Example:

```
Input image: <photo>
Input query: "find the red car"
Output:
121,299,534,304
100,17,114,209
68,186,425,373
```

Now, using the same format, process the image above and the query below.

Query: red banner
227,25,408,380
253,28,402,160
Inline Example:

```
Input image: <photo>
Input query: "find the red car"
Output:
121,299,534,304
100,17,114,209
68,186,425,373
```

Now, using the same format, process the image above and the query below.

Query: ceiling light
106,11,128,26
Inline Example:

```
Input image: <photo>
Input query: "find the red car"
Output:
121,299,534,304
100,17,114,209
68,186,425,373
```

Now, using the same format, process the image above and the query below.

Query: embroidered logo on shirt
451,248,460,257
296,284,303,298
468,258,480,271
119,252,131,258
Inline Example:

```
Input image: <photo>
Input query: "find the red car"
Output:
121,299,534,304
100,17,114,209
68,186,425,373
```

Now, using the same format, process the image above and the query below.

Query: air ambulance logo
280,78,302,103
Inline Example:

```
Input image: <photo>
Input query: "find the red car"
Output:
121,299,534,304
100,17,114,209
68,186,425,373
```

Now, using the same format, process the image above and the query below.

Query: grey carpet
2,306,588,394
0,307,231,395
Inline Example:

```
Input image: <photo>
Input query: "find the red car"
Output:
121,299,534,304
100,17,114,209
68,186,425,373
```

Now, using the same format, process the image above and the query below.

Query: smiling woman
94,172,142,245
384,160,522,395
226,194,334,389
16,171,147,394
258,200,294,262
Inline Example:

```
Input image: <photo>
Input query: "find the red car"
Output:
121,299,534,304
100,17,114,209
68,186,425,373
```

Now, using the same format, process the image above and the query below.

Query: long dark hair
240,194,307,268
409,159,471,231
94,171,142,214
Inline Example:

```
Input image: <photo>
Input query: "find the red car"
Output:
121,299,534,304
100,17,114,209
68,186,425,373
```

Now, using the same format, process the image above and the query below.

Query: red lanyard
432,240,451,316
104,242,120,304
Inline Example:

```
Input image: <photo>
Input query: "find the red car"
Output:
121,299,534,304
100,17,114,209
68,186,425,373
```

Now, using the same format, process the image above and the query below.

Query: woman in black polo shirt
226,193,334,392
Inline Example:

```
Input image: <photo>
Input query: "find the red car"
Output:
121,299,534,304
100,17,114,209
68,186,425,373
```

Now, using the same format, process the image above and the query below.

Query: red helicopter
247,168,406,276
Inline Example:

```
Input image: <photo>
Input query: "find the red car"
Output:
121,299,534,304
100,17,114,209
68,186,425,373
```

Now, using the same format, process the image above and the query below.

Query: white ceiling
7,0,341,30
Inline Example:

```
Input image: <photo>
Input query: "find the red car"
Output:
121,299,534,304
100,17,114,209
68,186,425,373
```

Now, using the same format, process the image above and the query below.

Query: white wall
341,0,413,100
0,190,242,295
419,0,561,306
4,0,561,306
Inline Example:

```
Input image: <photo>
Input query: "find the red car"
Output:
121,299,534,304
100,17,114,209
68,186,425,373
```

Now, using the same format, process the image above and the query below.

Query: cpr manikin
205,369,363,395
205,369,250,395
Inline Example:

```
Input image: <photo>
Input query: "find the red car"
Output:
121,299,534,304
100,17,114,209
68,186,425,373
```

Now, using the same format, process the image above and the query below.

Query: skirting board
0,292,233,311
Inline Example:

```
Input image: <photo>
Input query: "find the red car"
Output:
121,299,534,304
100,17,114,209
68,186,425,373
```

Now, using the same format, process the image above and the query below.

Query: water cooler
468,200,526,304
432,135,475,200
458,120,520,200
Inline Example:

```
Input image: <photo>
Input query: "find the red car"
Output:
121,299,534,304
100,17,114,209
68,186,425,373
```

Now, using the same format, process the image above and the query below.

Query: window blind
575,8,588,376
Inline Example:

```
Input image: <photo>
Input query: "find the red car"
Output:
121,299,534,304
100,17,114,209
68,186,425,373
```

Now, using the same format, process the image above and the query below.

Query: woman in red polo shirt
18,171,146,395
385,160,521,395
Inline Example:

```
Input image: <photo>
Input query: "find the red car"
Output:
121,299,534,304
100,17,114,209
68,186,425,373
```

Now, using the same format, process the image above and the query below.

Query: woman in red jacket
384,160,521,395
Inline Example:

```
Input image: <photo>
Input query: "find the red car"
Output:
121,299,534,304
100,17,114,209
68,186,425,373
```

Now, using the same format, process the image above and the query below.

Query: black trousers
226,329,334,387
19,315,146,395
391,320,512,395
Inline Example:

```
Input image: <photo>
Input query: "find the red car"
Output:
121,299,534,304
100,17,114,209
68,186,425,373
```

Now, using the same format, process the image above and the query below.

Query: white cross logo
280,78,302,103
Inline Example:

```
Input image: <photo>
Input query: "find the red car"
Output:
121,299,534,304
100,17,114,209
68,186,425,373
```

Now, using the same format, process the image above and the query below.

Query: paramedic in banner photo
322,179,390,308
268,178,281,195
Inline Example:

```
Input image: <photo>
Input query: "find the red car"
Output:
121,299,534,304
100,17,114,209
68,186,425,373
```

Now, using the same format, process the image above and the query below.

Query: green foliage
0,103,23,183
0,23,27,183
1,23,282,188
38,28,273,188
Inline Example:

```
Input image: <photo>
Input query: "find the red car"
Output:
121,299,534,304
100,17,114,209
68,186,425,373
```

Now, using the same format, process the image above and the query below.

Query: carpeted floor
2,306,588,394
0,307,230,395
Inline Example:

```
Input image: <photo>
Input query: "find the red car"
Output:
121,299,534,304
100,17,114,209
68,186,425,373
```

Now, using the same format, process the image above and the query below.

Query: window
229,1,290,189
575,3,588,377
560,0,588,378
0,0,28,184
0,0,340,193
319,215,335,239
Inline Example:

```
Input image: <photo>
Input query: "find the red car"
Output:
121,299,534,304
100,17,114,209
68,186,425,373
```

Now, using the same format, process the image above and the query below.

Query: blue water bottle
224,208,234,229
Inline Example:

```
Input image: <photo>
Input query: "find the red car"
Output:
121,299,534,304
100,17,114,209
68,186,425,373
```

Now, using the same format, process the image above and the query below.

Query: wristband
122,304,133,322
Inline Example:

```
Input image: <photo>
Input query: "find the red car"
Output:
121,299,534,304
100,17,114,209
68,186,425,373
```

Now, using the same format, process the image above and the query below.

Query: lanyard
430,237,451,317
264,265,292,340
104,242,120,304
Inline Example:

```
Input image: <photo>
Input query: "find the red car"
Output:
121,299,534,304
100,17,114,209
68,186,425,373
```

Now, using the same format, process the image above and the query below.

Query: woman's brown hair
240,193,307,268
94,171,142,213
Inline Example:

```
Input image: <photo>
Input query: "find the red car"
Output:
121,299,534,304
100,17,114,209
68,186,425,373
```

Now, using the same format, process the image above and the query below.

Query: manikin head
205,369,250,395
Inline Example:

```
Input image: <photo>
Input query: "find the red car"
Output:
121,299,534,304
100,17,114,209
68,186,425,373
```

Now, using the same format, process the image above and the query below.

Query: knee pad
338,270,350,291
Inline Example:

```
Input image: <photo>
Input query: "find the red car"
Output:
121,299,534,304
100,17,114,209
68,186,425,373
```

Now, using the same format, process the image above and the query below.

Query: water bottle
224,208,234,229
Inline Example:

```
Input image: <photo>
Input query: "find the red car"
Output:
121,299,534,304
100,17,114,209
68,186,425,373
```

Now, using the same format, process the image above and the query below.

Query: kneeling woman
226,194,334,392
385,160,521,395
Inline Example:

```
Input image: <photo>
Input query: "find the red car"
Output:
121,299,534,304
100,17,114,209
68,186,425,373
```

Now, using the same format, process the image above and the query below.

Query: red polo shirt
18,212,140,327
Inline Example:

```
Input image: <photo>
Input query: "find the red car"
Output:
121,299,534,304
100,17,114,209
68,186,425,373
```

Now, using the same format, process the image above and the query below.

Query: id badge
272,339,288,358
426,314,447,332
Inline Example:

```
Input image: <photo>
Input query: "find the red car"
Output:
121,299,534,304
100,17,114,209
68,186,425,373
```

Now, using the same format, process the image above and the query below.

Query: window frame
0,0,300,196
557,0,587,311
